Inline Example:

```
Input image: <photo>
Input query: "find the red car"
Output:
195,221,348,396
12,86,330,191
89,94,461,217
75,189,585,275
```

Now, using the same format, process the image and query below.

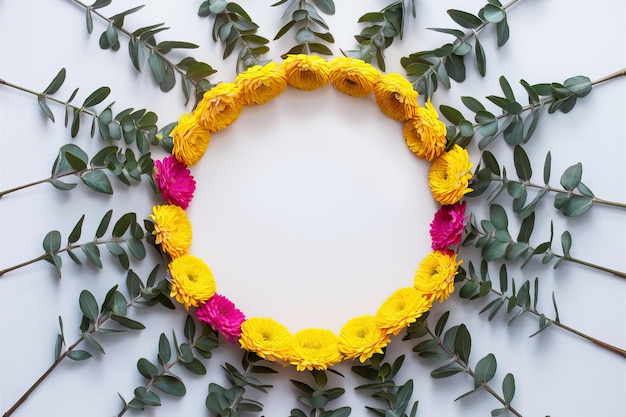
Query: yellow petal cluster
196,82,245,132
428,144,473,205
328,57,381,98
168,254,216,310
289,328,343,371
413,251,461,303
282,54,330,91
338,315,390,363
374,73,419,122
234,62,288,105
239,317,293,362
170,112,211,167
403,100,447,161
150,204,192,259
375,287,433,335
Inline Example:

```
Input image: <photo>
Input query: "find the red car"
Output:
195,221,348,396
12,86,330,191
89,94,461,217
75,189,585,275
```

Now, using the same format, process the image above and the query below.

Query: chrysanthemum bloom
403,100,447,161
149,204,192,259
239,317,293,362
338,315,390,363
328,57,381,98
413,251,462,303
430,201,467,251
153,155,196,209
428,144,473,205
196,293,246,344
289,328,343,371
168,254,216,310
375,287,433,336
234,62,288,105
282,54,330,91
196,82,244,133
373,73,419,122
170,112,211,167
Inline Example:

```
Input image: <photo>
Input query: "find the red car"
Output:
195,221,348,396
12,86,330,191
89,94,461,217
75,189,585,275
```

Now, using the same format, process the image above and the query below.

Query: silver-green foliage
273,0,336,57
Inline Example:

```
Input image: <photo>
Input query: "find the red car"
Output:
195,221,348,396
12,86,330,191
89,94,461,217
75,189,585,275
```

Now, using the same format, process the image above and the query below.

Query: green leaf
83,86,111,108
153,375,186,396
53,144,89,176
434,310,450,337
48,178,77,191
563,75,592,97
561,195,593,217
81,170,113,194
513,146,532,181
324,407,351,417
43,230,62,253
83,332,105,354
490,204,508,230
134,387,161,406
43,68,66,95
111,314,145,330
453,324,471,364
447,9,482,29
148,52,167,84
561,231,572,256
208,0,227,13
502,373,515,404
158,333,172,363
312,0,335,14
481,4,505,23
560,163,582,190
68,350,92,361
38,97,55,122
81,242,103,268
474,353,497,387
68,215,85,244
431,364,465,378
112,212,134,237
439,105,465,125
496,18,509,47
79,290,99,321
137,358,159,379
474,37,486,77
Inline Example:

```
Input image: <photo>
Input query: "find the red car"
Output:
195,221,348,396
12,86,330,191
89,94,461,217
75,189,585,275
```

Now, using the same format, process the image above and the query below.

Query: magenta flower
430,201,467,251
154,155,196,209
196,294,246,344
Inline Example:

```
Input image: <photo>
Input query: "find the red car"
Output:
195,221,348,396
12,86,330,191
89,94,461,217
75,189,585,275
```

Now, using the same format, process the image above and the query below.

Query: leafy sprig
206,351,276,416
273,0,336,57
198,1,270,73
343,0,416,71
2,267,171,417
117,315,219,415
404,312,523,417
401,0,521,99
351,352,418,417
289,369,351,417
71,0,217,102
457,261,626,358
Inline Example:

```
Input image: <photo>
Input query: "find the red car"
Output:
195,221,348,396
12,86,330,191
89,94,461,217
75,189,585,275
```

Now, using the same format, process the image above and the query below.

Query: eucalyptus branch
2,267,170,417
0,211,150,278
289,369,351,417
117,317,219,416
273,0,336,57
405,312,524,417
458,262,626,358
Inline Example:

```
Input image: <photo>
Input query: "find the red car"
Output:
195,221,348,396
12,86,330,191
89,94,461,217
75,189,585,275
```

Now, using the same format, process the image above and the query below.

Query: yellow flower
196,82,245,133
403,100,447,161
375,287,433,335
289,328,343,371
413,251,461,303
428,144,473,205
338,315,390,363
328,57,381,98
168,255,216,310
170,112,211,167
374,73,419,122
239,317,293,362
150,204,192,259
234,62,288,105
282,54,330,91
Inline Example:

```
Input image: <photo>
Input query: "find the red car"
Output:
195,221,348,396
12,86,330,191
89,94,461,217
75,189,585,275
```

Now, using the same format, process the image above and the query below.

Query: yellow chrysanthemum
375,287,433,335
289,328,343,371
234,62,288,105
428,144,473,205
150,204,192,259
374,73,419,122
239,317,293,362
403,100,447,161
170,112,211,167
328,57,381,98
413,251,462,303
168,254,216,310
338,315,390,363
282,54,330,91
196,82,245,133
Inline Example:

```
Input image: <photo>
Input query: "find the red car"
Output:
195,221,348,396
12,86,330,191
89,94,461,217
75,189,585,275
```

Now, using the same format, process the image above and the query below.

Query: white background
1,0,625,416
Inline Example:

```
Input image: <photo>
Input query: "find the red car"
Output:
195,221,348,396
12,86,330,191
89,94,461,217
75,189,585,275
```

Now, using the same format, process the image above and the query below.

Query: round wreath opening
148,54,472,371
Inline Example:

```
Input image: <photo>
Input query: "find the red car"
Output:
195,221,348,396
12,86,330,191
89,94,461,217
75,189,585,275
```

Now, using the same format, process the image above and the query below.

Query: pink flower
430,201,467,251
196,294,246,344
154,156,196,209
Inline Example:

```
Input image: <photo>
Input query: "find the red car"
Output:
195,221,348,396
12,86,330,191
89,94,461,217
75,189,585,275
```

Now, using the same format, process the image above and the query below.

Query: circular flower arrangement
148,55,473,371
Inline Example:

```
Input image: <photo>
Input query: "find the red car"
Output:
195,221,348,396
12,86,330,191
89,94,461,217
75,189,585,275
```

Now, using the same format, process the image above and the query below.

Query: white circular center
188,85,437,334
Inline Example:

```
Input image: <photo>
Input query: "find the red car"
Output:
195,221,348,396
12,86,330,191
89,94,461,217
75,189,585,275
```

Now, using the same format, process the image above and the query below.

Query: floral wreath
147,54,473,371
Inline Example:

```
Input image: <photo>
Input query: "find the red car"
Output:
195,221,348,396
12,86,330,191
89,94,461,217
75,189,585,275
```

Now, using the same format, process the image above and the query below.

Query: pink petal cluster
196,293,246,344
430,201,467,251
154,155,196,209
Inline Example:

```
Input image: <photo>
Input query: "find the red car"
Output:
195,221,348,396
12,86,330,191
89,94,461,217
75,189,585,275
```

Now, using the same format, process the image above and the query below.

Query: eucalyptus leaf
81,170,113,194
79,290,99,321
